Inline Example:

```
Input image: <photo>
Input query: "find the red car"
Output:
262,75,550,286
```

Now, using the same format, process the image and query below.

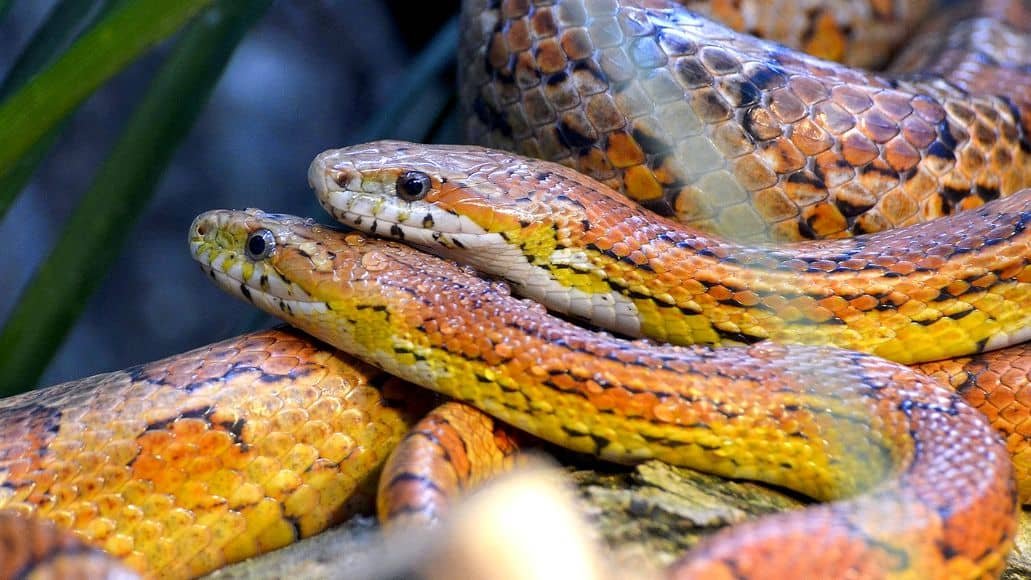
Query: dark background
0,1,461,386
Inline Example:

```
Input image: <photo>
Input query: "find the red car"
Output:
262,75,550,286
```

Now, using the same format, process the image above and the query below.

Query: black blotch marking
1000,95,1031,153
144,405,212,433
556,119,596,150
975,185,1001,202
797,216,818,240
937,119,959,152
723,77,761,107
859,163,897,179
573,60,608,84
742,108,769,142
940,186,970,211
473,95,513,138
786,170,827,190
656,30,696,55
674,58,713,87
630,127,672,156
387,470,446,496
834,197,875,219
702,49,738,73
948,309,975,321
546,71,568,85
713,328,765,344
926,140,955,161
975,337,990,353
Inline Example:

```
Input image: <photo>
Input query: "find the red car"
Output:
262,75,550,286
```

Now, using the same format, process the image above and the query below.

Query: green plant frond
0,0,272,394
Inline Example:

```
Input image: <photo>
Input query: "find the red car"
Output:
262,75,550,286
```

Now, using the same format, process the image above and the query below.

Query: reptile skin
377,401,523,528
311,140,1031,499
458,0,1031,241
191,208,1019,578
0,328,434,578
677,0,934,67
310,141,1030,365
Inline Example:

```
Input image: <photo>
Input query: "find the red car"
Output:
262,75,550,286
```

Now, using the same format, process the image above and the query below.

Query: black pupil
248,233,266,256
398,171,430,200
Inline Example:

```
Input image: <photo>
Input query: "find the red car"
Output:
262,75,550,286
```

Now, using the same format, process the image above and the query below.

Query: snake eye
246,229,276,260
396,171,432,201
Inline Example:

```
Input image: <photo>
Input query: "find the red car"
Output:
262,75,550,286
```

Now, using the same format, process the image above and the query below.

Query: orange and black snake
3,0,1031,577
459,0,1031,241
0,327,439,578
189,208,1019,578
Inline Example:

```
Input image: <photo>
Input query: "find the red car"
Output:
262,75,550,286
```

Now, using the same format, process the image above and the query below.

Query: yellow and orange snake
2,0,1030,577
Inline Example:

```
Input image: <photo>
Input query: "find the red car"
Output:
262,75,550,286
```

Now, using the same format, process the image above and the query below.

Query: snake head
308,140,610,271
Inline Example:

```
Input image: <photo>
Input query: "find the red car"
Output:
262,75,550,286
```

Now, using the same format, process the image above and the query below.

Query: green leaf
0,0,216,184
0,0,109,100
0,0,122,220
0,0,273,394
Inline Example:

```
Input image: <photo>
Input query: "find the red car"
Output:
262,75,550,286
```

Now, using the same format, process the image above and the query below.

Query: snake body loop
459,0,1031,241
6,1,1031,576
310,141,1031,365
0,328,433,578
191,208,1019,578
377,402,523,528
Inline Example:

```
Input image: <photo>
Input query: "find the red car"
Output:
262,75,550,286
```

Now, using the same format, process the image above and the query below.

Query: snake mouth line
196,263,329,319
319,189,488,253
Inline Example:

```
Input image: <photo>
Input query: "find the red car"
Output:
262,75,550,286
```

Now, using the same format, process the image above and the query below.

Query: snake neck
408,164,1031,363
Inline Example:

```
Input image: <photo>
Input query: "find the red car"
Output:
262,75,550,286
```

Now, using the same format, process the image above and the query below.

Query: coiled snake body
190,209,1018,578
0,328,435,578
1,0,1030,577
459,0,1031,241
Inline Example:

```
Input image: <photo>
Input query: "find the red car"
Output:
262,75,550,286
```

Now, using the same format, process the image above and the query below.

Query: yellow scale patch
0,331,424,578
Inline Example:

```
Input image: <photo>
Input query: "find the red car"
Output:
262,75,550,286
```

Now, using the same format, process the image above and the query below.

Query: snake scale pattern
0,0,1028,577
190,209,1018,578
460,0,1031,241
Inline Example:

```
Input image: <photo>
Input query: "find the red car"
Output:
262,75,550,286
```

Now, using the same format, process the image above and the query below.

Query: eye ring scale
246,228,276,261
396,170,432,201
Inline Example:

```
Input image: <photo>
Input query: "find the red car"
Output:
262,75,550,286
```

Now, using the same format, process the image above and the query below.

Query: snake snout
189,213,213,245
308,149,358,198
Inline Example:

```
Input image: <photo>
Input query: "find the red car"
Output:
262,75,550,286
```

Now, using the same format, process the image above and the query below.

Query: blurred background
0,1,461,390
